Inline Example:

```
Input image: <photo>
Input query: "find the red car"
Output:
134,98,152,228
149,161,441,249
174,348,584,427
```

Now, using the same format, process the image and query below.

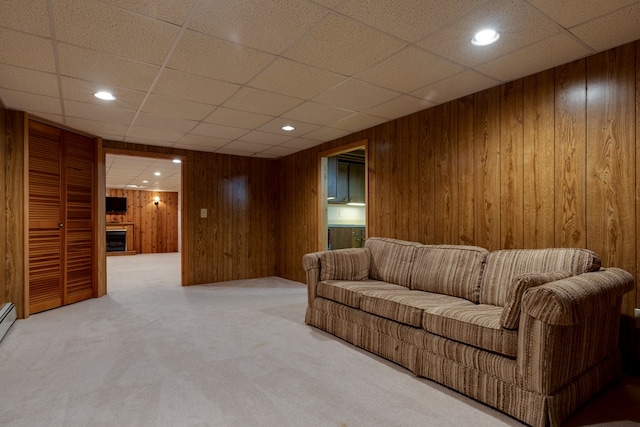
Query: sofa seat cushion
410,245,488,303
358,289,474,327
316,280,406,308
422,305,518,357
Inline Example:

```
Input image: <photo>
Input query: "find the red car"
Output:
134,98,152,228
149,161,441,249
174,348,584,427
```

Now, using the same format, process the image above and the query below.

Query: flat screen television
106,196,127,213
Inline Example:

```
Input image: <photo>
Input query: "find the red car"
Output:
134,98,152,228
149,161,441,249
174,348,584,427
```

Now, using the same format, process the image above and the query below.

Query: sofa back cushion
364,237,420,287
480,248,601,306
320,248,370,281
410,245,488,303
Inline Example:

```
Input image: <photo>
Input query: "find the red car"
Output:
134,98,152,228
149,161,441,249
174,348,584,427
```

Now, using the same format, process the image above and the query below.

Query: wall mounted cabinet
328,158,365,204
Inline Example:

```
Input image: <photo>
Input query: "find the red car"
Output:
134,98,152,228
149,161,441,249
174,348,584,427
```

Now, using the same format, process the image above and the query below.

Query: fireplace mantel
106,223,136,256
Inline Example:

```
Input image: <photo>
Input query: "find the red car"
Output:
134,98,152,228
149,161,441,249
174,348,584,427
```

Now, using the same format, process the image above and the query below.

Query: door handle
59,223,64,227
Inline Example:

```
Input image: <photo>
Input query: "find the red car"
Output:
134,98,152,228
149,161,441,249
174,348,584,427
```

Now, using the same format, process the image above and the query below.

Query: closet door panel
63,131,95,304
28,122,63,313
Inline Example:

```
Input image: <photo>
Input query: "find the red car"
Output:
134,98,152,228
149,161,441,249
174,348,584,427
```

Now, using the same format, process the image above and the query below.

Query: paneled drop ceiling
2,0,640,160
106,154,181,192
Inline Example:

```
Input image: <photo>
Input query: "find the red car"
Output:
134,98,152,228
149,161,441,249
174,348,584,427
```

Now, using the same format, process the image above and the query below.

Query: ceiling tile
177,134,231,149
189,0,328,54
282,101,355,126
127,126,185,142
252,151,281,159
31,113,64,124
0,63,58,97
204,107,273,129
365,95,436,120
249,58,347,99
356,47,464,93
141,94,215,121
412,70,500,105
190,122,250,140
58,43,159,91
284,14,406,76
302,126,351,142
309,0,342,9
153,69,240,105
256,118,321,137
238,130,292,145
332,113,388,132
99,0,196,25
52,0,179,65
418,0,561,68
569,4,640,51
64,100,135,125
172,142,222,153
218,141,268,154
65,117,130,137
215,147,255,156
0,28,55,72
223,87,303,116
61,77,146,111
314,79,399,111
476,33,592,81
133,113,198,133
123,137,175,147
168,29,275,84
526,0,638,27
0,0,51,36
280,137,324,150
257,145,299,158
0,89,61,115
337,0,487,42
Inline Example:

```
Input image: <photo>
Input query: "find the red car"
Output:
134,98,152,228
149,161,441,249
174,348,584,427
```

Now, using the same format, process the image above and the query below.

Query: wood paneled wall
106,189,179,254
1,108,26,318
275,43,640,318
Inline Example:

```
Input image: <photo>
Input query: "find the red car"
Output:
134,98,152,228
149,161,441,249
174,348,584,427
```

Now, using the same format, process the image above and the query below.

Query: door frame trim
317,139,368,252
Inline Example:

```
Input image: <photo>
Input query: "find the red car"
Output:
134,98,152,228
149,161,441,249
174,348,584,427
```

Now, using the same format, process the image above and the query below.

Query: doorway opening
318,139,368,252
103,149,187,291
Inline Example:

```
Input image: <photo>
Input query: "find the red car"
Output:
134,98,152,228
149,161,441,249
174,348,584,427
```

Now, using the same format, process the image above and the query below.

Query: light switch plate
200,208,207,218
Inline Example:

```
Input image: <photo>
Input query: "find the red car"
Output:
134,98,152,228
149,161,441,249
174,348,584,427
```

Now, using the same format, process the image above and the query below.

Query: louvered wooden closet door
28,122,64,313
28,121,96,314
63,131,95,304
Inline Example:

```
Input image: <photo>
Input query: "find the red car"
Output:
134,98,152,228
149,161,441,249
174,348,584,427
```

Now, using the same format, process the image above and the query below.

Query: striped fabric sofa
303,237,633,427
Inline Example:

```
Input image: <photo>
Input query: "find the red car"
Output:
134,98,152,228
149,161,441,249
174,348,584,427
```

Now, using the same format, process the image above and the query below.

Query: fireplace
106,230,126,252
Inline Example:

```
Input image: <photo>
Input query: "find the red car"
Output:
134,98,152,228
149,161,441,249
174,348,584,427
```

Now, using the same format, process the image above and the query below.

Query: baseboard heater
0,303,16,343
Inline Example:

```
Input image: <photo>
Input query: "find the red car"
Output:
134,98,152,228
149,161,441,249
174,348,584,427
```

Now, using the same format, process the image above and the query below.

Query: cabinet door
63,131,95,304
327,156,337,201
348,163,365,203
336,161,349,203
329,227,352,250
28,122,63,313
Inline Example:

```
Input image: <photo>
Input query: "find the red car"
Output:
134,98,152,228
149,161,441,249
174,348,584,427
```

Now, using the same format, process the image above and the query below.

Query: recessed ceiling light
142,180,149,184
281,125,296,131
172,159,182,164
471,29,500,46
154,171,161,176
94,91,116,101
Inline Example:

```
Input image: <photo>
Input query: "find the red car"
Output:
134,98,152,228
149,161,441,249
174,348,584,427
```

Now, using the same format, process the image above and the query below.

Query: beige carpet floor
0,253,638,427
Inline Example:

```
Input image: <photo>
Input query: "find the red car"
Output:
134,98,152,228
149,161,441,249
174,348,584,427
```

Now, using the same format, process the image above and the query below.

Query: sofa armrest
517,268,634,393
302,252,324,307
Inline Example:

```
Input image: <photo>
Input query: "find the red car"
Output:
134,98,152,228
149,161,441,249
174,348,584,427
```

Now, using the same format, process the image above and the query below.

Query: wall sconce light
154,196,160,206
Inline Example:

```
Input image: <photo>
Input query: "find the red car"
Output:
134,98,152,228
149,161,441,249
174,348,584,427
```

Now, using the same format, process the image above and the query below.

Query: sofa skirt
305,297,622,427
